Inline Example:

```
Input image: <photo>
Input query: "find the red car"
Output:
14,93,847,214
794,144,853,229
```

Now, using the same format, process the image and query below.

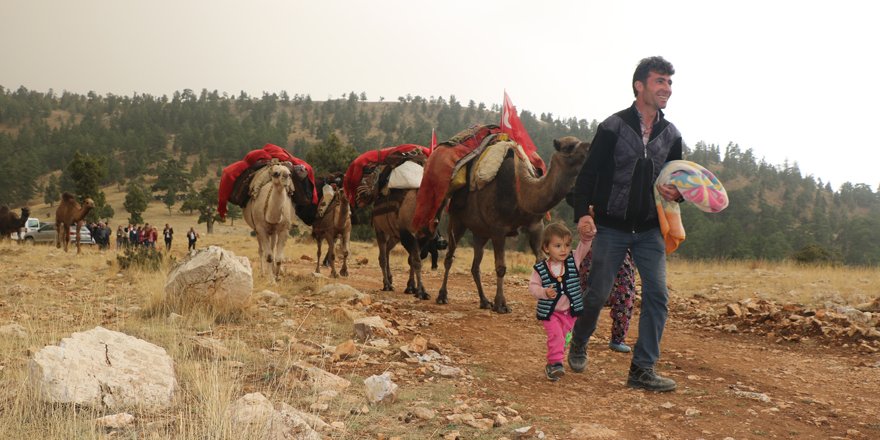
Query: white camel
244,161,295,281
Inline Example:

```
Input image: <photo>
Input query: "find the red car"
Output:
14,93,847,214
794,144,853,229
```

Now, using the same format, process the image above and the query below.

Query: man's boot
627,363,676,392
567,340,588,373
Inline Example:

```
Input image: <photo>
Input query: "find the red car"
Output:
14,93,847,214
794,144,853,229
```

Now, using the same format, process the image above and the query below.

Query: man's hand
657,183,682,202
577,210,596,239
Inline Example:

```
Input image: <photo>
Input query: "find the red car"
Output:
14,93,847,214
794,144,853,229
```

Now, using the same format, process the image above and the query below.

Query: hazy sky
3,1,877,190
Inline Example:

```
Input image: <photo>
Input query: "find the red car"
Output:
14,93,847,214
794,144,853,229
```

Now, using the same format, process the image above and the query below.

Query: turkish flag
501,91,546,174
430,128,437,152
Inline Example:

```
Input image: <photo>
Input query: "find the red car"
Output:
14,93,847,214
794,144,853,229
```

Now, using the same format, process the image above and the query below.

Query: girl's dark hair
632,56,675,97
541,222,572,249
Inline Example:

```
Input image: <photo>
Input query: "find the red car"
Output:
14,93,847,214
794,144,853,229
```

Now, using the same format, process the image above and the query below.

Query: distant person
116,225,126,250
129,225,139,247
148,225,158,248
529,222,594,381
163,223,174,251
566,56,683,392
187,227,199,251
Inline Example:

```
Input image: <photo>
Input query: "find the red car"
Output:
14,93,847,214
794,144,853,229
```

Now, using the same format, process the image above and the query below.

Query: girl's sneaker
609,342,632,353
545,363,565,381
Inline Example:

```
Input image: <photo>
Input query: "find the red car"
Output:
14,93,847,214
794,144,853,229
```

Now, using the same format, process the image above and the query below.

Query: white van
10,217,40,240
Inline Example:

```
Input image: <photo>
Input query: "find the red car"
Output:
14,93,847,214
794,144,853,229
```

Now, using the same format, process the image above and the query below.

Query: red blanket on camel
217,143,318,219
411,125,546,232
343,144,431,207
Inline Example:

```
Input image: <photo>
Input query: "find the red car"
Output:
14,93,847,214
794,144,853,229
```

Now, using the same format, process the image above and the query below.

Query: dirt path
301,255,880,439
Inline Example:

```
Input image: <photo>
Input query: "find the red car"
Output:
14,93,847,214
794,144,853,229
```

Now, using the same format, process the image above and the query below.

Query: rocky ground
2,241,879,439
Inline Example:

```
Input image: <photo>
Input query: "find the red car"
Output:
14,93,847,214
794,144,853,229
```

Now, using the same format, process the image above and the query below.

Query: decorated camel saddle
412,124,544,231
343,144,431,208
218,143,318,224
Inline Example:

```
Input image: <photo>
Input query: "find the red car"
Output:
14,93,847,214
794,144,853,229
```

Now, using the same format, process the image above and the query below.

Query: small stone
309,402,329,412
332,339,358,361
0,323,27,338
317,390,338,402
726,303,743,317
94,412,134,429
723,324,738,333
331,421,345,430
410,335,428,353
364,372,398,404
443,431,461,440
685,407,701,417
411,407,436,420
493,413,509,427
660,401,676,409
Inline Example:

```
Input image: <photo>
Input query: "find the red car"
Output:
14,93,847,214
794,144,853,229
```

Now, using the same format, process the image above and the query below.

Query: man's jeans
571,225,668,369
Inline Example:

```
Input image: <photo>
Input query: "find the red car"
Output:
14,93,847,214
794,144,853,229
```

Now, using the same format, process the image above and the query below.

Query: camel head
513,136,591,215
82,198,96,210
551,136,591,168
269,164,291,187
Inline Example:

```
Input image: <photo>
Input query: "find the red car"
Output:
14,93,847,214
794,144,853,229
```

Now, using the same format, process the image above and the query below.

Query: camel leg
322,237,334,267
526,221,544,263
402,231,428,300
339,230,350,277
267,231,279,279
470,235,492,310
56,223,64,251
437,218,466,305
376,233,393,291
327,236,339,278
75,220,83,254
255,228,270,276
274,231,288,281
314,234,323,274
490,235,510,314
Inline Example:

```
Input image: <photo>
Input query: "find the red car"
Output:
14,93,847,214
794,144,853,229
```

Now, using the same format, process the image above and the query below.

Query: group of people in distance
113,223,199,252
530,56,682,392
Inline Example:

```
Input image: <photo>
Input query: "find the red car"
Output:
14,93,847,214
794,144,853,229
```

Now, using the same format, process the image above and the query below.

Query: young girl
530,221,595,381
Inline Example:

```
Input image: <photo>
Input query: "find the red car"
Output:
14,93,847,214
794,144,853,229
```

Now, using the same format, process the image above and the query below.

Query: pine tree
124,181,149,224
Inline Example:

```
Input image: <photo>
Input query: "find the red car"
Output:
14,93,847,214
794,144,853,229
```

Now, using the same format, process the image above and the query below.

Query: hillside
1,85,879,265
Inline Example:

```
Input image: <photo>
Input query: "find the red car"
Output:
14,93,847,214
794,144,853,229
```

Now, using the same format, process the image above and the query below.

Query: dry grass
668,257,880,307
2,186,878,438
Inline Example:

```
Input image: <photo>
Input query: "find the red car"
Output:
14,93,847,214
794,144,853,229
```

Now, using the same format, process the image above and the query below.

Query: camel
311,174,351,278
435,136,591,312
357,151,437,300
0,206,30,240
243,161,295,281
55,193,95,254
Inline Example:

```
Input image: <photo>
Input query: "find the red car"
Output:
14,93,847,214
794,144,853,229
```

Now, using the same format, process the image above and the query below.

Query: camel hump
61,192,76,202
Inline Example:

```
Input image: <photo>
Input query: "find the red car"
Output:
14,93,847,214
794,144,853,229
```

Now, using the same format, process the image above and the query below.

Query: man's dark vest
533,254,584,320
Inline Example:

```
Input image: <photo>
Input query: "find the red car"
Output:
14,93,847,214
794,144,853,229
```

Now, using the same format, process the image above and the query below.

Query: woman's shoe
609,342,631,353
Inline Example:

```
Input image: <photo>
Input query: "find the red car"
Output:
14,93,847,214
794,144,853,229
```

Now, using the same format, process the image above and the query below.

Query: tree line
1,85,878,265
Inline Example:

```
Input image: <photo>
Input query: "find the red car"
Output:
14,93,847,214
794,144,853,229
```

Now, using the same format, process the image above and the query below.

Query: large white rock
28,326,176,410
164,245,253,314
226,392,321,440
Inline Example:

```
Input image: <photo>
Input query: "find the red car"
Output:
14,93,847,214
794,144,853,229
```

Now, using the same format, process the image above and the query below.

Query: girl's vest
533,254,584,320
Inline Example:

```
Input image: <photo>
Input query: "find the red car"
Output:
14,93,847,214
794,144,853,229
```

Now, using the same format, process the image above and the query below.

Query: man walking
567,56,683,392
163,223,174,251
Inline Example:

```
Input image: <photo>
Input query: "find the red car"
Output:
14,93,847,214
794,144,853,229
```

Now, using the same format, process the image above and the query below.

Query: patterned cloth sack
655,160,729,253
